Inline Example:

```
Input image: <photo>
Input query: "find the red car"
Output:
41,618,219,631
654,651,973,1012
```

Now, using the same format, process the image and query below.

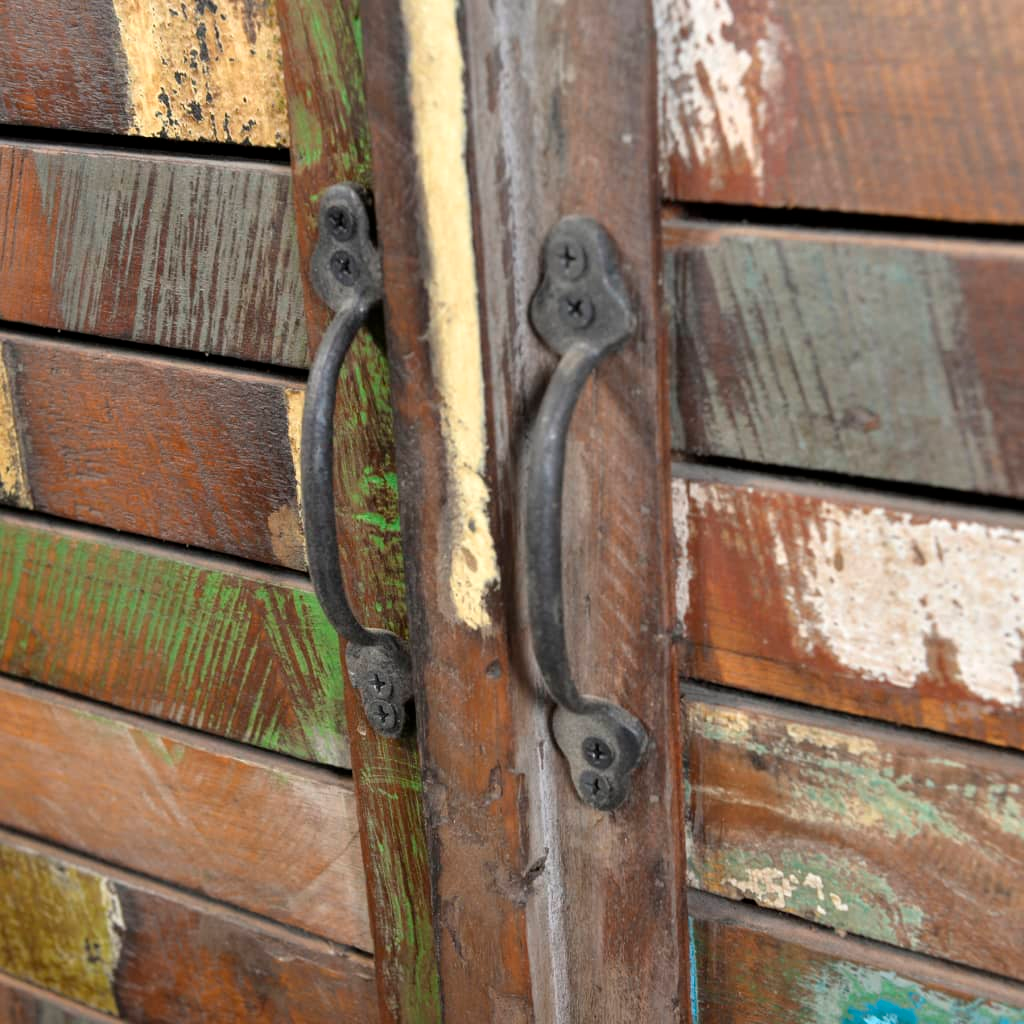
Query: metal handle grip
526,216,650,810
302,184,412,738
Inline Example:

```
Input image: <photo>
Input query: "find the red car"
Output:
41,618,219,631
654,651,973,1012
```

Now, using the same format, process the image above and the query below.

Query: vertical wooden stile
278,4,441,1021
363,1,689,1018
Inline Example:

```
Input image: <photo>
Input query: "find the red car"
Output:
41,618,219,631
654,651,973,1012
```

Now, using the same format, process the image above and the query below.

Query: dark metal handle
526,216,650,810
302,183,412,738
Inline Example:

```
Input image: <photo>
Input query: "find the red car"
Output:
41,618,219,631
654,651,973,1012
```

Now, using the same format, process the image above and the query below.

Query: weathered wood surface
690,891,1024,1023
675,465,1024,747
0,677,371,949
0,974,112,1024
0,0,287,146
655,0,1024,222
0,512,348,767
279,3,439,1021
0,332,305,568
365,0,688,1018
665,220,1024,498
0,831,379,1023
685,685,1024,977
0,143,307,366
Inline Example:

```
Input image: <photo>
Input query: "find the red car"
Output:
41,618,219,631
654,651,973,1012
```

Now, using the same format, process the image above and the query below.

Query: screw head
330,249,357,286
327,204,355,241
579,770,617,810
367,674,394,701
555,239,587,281
582,736,615,769
367,699,399,733
560,294,595,329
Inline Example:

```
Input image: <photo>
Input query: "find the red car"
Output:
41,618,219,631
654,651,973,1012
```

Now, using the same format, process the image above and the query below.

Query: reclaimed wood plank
0,332,305,568
655,0,1024,222
0,830,378,1022
0,677,371,949
665,220,1024,498
0,143,307,366
365,0,689,1018
279,2,439,1021
685,685,1024,977
0,0,288,146
0,974,113,1024
675,465,1024,747
0,512,348,767
690,891,1024,1023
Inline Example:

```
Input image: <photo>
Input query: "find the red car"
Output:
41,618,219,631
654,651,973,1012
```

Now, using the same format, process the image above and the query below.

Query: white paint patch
724,866,797,910
672,480,691,627
774,501,1024,706
401,0,499,630
0,350,30,508
654,0,784,190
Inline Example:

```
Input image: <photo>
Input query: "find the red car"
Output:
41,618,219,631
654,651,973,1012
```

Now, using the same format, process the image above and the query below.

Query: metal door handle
302,183,412,738
526,216,650,810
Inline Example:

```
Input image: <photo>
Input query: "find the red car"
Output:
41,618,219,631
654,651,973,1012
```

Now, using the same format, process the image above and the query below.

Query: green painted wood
0,142,308,366
0,512,349,767
691,891,1024,1023
666,220,1024,498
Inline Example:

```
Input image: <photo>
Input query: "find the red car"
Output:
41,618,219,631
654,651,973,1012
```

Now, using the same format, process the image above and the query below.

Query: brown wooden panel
0,975,112,1024
0,512,348,767
655,0,1024,222
0,677,370,949
0,0,287,146
278,2,440,1021
665,220,1024,498
0,831,378,1023
685,686,1024,977
675,465,1024,747
0,143,307,366
0,333,305,569
691,891,1024,1023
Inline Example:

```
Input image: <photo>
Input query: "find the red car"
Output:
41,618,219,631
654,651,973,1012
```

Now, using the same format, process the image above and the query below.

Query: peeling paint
655,0,785,189
772,501,1024,706
672,477,690,627
110,0,288,146
285,387,305,530
400,0,499,630
0,348,30,508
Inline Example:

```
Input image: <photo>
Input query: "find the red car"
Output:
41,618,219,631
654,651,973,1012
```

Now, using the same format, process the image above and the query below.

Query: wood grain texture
0,143,307,366
665,220,1024,498
0,332,305,568
685,685,1024,977
655,0,1024,222
0,831,379,1022
0,511,348,767
365,0,688,1018
279,2,439,1021
690,891,1024,1023
0,974,112,1024
0,676,371,949
0,0,288,146
675,465,1024,747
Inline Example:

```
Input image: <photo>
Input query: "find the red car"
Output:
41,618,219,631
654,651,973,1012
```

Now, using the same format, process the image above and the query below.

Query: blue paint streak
844,999,917,1024
688,916,699,1024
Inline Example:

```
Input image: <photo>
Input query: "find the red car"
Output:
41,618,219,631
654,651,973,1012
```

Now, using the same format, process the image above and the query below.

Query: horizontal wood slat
685,686,1024,977
691,891,1024,1023
0,974,112,1024
665,220,1024,498
0,1,288,146
0,831,378,1023
675,465,1024,747
0,512,348,767
0,143,307,366
655,0,1024,222
0,677,371,950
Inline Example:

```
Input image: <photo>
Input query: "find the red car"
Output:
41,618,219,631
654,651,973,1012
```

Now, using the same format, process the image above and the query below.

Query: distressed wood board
685,685,1024,978
0,0,288,145
0,830,378,1023
674,464,1024,747
0,511,349,767
690,891,1024,1023
278,1,440,1021
0,676,371,950
655,0,1024,222
0,974,113,1024
665,219,1024,498
0,142,307,366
